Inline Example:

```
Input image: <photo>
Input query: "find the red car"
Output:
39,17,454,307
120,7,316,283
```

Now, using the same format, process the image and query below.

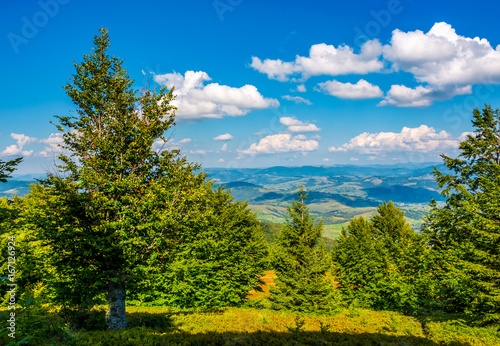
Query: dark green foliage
423,105,500,323
134,185,268,309
0,158,22,183
269,186,338,313
20,28,266,329
333,201,429,314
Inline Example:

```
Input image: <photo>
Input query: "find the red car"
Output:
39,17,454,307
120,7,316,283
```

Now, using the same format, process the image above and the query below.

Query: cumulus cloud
282,95,312,105
251,39,383,81
383,22,500,86
329,125,468,154
380,22,500,106
217,158,224,163
379,84,472,107
296,84,307,92
1,146,33,157
279,117,320,132
1,133,37,157
152,137,193,152
38,133,64,157
251,22,500,107
316,79,383,99
241,133,319,155
189,149,207,155
213,133,234,141
220,143,228,151
154,71,279,121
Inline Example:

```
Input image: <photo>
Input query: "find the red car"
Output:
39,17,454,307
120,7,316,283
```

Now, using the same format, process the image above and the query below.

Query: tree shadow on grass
78,329,463,345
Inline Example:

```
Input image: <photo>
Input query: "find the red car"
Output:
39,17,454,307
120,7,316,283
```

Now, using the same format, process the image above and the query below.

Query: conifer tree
333,201,424,313
36,28,179,330
269,186,336,313
424,105,500,323
0,158,22,183
24,29,267,330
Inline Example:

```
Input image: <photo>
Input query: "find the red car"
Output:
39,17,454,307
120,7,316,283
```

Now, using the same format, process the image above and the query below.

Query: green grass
3,305,499,345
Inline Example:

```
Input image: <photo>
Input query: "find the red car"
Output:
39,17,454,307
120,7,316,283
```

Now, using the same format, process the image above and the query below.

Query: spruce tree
36,28,179,330
333,201,424,313
424,105,500,323
24,29,267,330
269,186,336,313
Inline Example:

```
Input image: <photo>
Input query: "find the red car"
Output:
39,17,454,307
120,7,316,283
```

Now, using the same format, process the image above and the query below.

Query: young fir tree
269,186,337,313
26,28,267,330
333,201,425,313
424,105,500,323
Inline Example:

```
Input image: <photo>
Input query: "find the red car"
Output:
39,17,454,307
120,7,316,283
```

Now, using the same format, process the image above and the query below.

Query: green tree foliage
424,105,500,323
333,201,429,314
0,157,22,183
146,186,267,309
269,186,337,313
23,28,266,330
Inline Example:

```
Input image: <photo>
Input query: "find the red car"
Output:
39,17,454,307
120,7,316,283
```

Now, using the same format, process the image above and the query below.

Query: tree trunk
106,278,127,330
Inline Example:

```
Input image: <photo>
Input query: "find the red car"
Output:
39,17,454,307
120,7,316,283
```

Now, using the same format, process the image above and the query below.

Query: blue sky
2,0,500,173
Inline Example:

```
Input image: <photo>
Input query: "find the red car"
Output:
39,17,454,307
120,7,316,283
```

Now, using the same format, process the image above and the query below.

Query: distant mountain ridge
203,163,446,236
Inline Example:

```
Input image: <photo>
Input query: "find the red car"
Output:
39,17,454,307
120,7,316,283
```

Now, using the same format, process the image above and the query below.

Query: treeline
0,28,498,342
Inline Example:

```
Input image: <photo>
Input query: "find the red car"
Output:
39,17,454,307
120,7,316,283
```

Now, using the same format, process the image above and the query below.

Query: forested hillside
0,29,498,345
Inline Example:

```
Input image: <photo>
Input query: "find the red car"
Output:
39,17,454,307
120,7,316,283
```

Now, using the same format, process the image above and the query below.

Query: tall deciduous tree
424,105,500,323
269,186,337,313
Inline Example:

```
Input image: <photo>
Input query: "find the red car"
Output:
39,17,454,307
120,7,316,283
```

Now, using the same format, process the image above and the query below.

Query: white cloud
251,39,383,81
189,149,207,155
37,133,64,157
1,133,37,157
11,133,36,147
322,158,330,162
350,157,359,161
296,84,307,92
316,79,383,99
329,125,469,154
379,22,500,106
241,133,319,155
213,133,234,141
178,138,192,144
220,143,228,151
154,71,279,121
39,133,63,145
379,84,471,107
1,145,33,157
458,132,475,141
279,117,320,132
251,22,500,107
217,158,224,163
282,95,312,105
383,22,500,86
